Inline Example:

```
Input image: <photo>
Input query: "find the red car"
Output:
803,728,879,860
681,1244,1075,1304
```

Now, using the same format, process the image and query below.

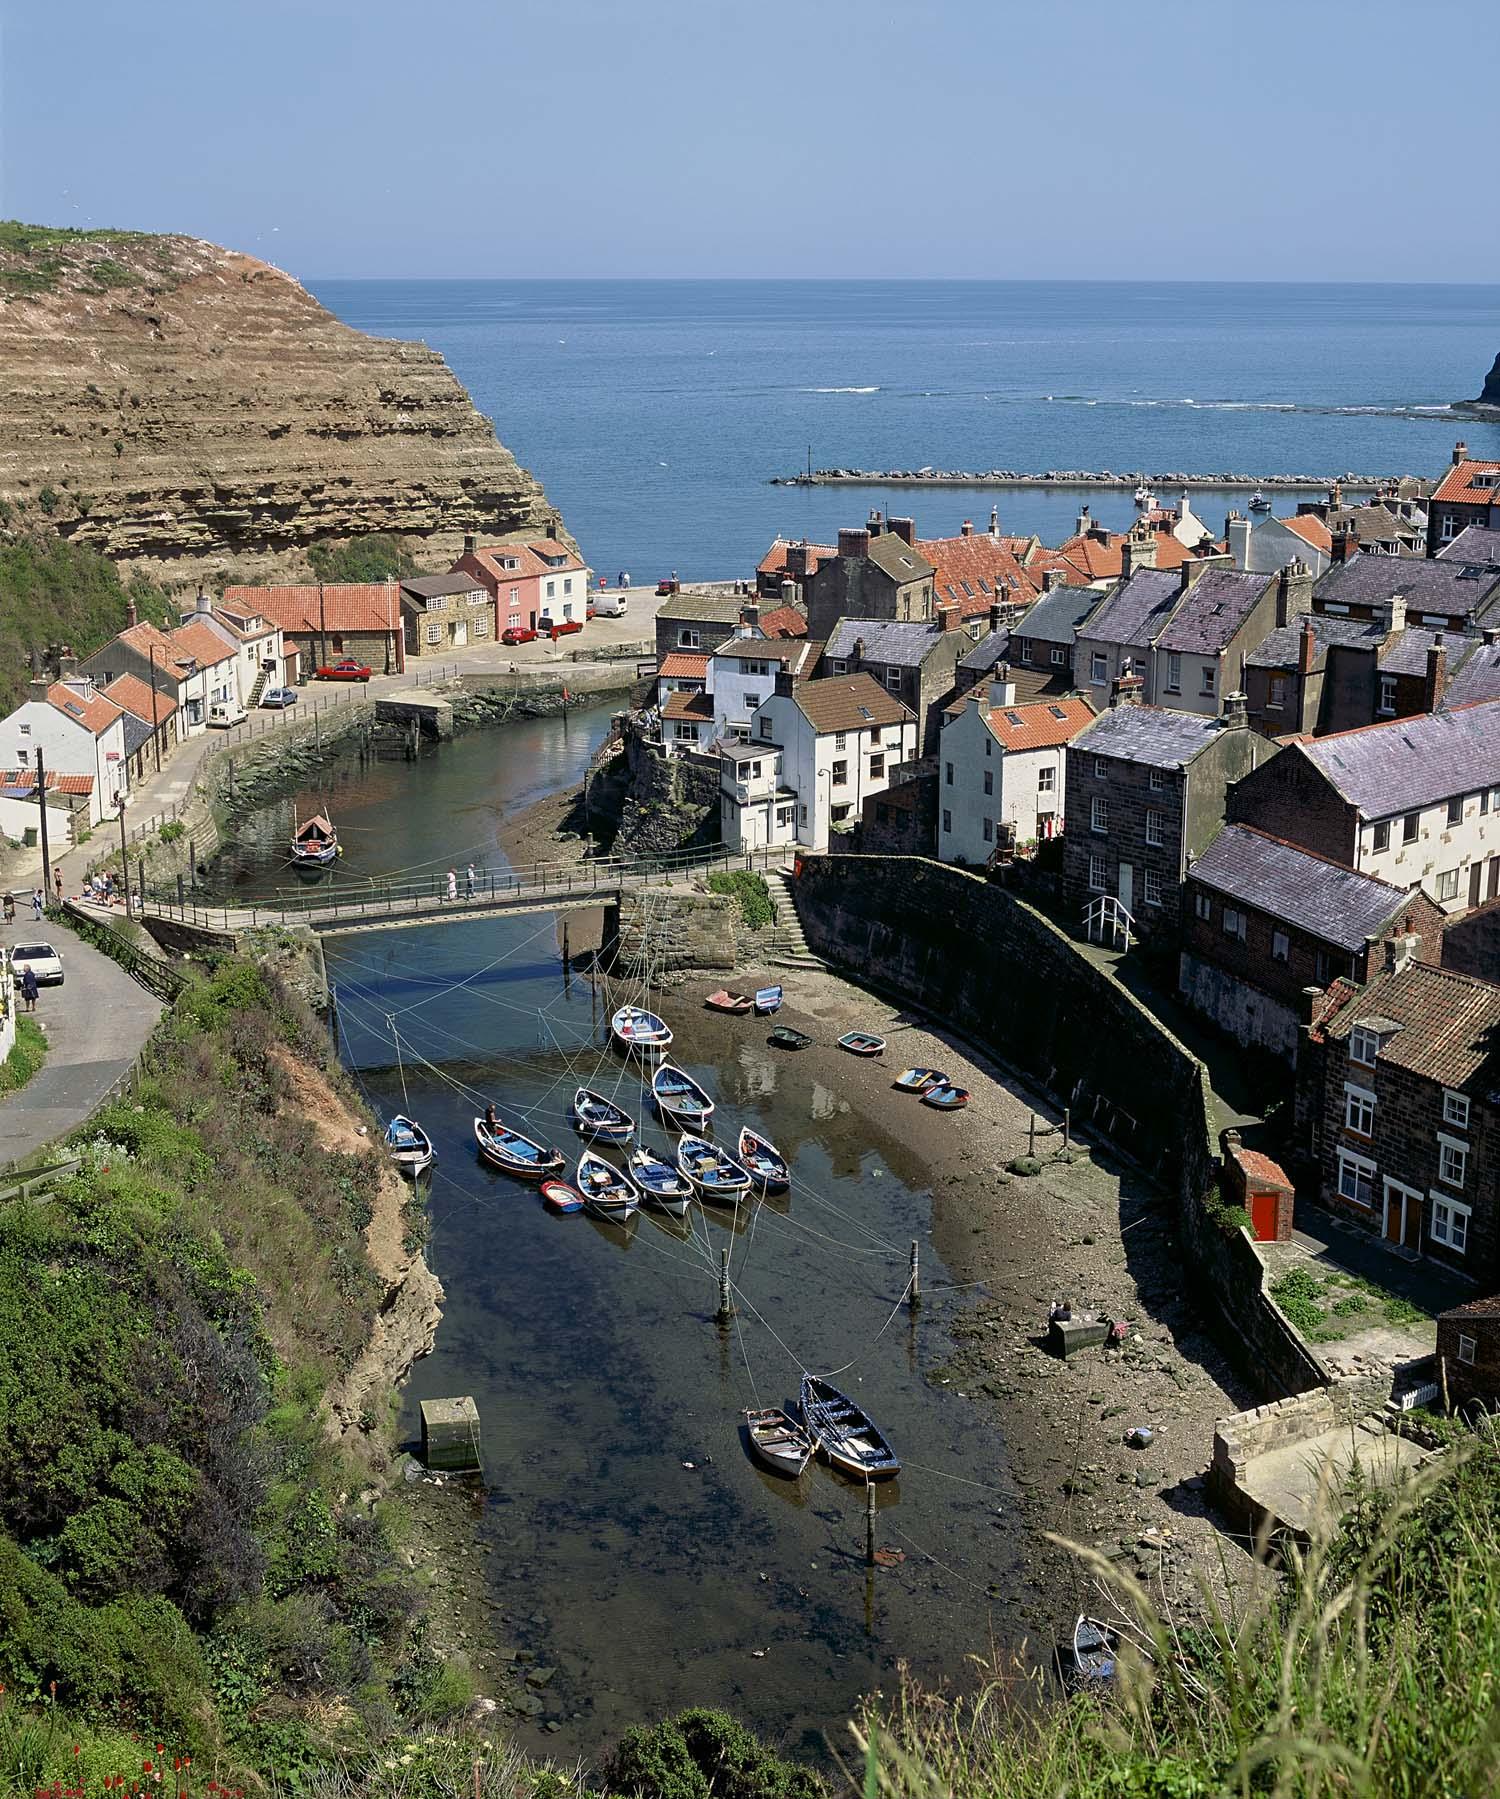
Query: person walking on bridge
446,868,458,903
465,863,476,901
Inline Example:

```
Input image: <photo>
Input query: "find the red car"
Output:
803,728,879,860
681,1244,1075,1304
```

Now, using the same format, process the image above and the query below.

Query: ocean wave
803,385,880,394
1040,393,1458,421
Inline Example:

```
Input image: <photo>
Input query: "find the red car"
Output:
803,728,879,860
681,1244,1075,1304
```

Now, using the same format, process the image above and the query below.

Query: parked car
501,625,538,646
595,593,629,618
207,699,248,728
315,658,373,681
260,687,299,709
539,615,583,638
10,942,63,985
656,579,679,596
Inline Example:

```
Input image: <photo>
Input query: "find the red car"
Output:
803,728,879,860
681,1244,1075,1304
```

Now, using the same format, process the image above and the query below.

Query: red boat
704,989,753,1015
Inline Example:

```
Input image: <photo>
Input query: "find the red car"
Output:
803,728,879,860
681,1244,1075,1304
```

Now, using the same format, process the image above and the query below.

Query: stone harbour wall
612,888,738,972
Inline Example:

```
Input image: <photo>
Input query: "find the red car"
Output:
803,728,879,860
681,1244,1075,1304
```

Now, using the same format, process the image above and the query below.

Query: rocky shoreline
772,467,1389,491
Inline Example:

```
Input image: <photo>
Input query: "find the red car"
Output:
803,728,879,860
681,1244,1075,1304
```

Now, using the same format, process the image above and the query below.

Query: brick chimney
838,528,870,560
1424,634,1448,712
936,601,962,632
961,519,974,536
1275,556,1314,627
774,669,796,698
1453,440,1469,467
740,603,760,632
852,636,866,662
889,516,916,546
27,677,49,702
1120,521,1158,579
463,532,476,557
1042,570,1064,593
786,543,809,581
867,508,885,535
125,598,138,628
1330,527,1358,565
988,602,1006,632
1299,616,1317,675
1111,662,1145,707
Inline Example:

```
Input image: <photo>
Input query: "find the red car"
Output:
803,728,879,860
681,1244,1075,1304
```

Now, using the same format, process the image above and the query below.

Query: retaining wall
792,854,1328,1398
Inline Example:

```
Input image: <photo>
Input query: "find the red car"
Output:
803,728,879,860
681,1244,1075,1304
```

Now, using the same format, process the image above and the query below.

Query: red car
539,616,583,638
315,658,372,681
501,625,538,646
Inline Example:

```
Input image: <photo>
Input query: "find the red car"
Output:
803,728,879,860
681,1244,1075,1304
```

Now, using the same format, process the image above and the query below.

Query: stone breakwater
771,468,1387,491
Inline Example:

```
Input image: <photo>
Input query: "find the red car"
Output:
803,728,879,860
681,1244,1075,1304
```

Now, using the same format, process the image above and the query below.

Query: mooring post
1063,1107,1071,1151
909,1239,921,1311
138,858,146,909
865,1481,877,1566
1028,1113,1037,1158
717,1247,733,1325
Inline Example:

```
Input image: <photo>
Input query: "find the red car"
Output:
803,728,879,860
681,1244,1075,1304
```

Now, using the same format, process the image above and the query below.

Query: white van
207,699,248,728
595,593,629,618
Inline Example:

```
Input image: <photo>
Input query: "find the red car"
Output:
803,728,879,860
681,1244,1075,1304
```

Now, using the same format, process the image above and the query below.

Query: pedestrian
623,571,631,591
2,893,13,923
446,868,458,903
21,966,38,1013
617,570,624,588
465,862,476,900
53,867,63,905
31,887,42,921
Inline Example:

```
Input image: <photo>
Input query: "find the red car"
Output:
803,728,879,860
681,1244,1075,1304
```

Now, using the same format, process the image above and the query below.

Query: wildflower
143,1764,153,1776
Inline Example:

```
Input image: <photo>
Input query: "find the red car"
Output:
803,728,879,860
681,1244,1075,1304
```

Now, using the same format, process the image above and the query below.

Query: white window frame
1430,1193,1471,1253
1457,1333,1477,1365
1344,1083,1376,1136
1349,1026,1381,1067
1200,662,1217,697
1087,854,1107,893
1144,809,1164,847
1194,891,1212,921
1378,673,1397,716
1038,765,1055,793
1050,645,1067,667
1090,652,1107,685
1222,906,1246,942
1090,797,1108,833
1337,1150,1376,1208
1148,768,1165,792
1438,1133,1468,1191
1443,1090,1470,1130
1166,651,1181,693
1143,867,1164,908
1436,868,1461,902
1093,757,1109,778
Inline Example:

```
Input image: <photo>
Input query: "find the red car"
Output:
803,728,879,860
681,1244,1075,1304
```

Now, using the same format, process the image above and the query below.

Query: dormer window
1349,1025,1384,1067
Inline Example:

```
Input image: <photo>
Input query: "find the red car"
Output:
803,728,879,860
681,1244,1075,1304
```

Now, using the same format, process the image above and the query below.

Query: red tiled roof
982,695,1096,752
0,769,95,796
1312,960,1500,1088
116,620,179,663
658,651,710,680
101,672,178,724
919,533,1037,616
165,619,237,669
662,690,714,723
758,605,809,638
1282,514,1334,554
47,682,123,737
1057,524,1217,581
463,540,586,583
1432,458,1500,507
223,585,404,635
1232,1147,1293,1188
756,539,836,579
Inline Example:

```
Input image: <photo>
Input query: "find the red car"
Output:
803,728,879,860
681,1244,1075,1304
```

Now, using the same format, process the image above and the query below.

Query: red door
1250,1188,1278,1242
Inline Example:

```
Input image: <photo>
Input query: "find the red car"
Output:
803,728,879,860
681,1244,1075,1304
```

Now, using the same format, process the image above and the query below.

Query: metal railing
141,843,791,934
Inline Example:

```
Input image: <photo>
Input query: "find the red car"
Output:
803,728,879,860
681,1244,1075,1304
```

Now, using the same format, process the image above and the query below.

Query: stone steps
765,870,823,968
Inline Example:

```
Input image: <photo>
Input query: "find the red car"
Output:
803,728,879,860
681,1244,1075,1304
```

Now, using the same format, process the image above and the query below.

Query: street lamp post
148,641,162,775
116,795,131,919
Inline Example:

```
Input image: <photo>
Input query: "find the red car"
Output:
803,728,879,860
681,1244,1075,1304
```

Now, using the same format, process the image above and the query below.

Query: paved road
0,929,162,1169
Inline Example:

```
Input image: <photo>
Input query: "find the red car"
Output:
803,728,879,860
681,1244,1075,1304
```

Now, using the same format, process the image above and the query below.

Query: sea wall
792,854,1327,1398
613,888,738,972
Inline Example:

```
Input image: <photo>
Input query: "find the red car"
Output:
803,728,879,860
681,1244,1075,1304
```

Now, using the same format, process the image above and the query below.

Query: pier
770,468,1389,492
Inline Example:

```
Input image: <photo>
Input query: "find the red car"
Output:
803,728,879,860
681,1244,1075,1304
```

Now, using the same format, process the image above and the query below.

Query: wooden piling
865,1482,877,1566
717,1247,733,1325
909,1239,921,1311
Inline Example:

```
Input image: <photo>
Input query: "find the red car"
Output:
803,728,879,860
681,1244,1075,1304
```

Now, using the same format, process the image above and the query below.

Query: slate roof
1444,640,1500,708
825,619,947,666
1189,824,1417,953
1377,626,1451,676
1014,583,1104,646
225,585,403,635
1314,555,1500,619
1156,568,1269,655
401,573,485,601
793,673,913,735
1298,700,1500,818
1436,524,1500,567
959,628,1011,674
1077,567,1182,648
1248,614,1385,671
116,711,152,758
865,533,935,584
1072,703,1231,769
1313,961,1500,1090
1325,503,1424,553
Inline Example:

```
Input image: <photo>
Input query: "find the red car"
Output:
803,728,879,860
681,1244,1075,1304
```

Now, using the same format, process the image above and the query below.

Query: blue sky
2,0,1496,282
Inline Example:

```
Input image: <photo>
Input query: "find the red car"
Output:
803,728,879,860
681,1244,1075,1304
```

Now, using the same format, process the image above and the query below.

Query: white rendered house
937,681,1095,866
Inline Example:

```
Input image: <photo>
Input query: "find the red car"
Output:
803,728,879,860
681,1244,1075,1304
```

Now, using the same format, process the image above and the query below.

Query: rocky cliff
0,224,564,588
1467,349,1500,410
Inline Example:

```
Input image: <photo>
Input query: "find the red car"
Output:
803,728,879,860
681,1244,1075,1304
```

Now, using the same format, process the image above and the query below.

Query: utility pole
35,744,52,904
117,797,131,920
148,642,162,775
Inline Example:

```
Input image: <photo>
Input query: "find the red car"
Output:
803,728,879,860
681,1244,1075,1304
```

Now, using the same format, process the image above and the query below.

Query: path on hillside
0,930,162,1169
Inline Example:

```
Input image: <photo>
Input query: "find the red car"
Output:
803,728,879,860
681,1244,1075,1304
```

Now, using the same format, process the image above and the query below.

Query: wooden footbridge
140,845,790,938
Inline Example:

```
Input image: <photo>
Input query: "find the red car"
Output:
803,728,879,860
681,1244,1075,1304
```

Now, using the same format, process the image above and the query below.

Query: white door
1118,862,1134,913
453,620,468,647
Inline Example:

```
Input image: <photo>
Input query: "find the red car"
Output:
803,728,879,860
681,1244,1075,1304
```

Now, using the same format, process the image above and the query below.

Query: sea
307,279,1500,580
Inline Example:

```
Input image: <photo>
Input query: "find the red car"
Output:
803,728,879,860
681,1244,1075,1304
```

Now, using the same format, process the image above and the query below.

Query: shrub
707,870,774,931
606,1709,825,1799
0,1016,47,1095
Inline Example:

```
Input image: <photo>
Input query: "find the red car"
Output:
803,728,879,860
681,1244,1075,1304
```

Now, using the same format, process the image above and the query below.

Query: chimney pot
463,532,476,556
1299,616,1317,675
961,519,973,536
1221,690,1249,730
1453,440,1468,467
838,527,870,560
890,516,916,546
1330,528,1358,565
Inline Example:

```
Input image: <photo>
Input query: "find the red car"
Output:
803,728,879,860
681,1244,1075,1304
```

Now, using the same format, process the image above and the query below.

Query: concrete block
421,1395,481,1472
1050,1316,1110,1357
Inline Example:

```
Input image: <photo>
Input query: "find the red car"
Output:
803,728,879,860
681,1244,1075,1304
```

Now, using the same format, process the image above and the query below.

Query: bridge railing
141,843,791,933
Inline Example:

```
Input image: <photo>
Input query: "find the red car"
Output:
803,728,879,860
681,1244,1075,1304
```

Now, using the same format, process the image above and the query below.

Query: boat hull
893,1067,947,1092
753,985,783,1014
922,1085,969,1110
573,1087,637,1143
610,1007,673,1056
743,1407,814,1478
677,1134,752,1203
474,1118,565,1181
652,1063,715,1130
540,1179,585,1214
800,1374,900,1480
576,1150,641,1223
385,1116,435,1178
838,1032,886,1057
626,1153,693,1218
705,990,753,1015
738,1127,790,1193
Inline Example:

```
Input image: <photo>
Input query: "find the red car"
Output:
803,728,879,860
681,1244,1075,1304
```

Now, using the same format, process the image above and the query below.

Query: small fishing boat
610,1005,673,1055
625,1146,693,1218
753,984,784,1015
838,1031,886,1057
384,1114,434,1177
575,1148,640,1223
676,1133,753,1203
572,1086,636,1143
893,1067,947,1093
473,1115,566,1181
1132,482,1155,510
737,1125,790,1194
704,989,754,1015
743,1407,814,1478
799,1374,900,1481
923,1083,970,1111
1248,488,1272,513
1064,1616,1119,1688
652,1061,715,1129
540,1178,585,1214
767,1024,812,1051
290,812,340,869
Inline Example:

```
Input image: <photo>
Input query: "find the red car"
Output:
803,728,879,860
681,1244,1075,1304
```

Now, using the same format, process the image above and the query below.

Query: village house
101,674,179,784
4,675,128,824
936,678,1094,867
79,612,231,737
653,591,746,660
720,672,917,853
755,539,836,604
823,614,966,753
1224,509,1334,576
1313,546,1500,636
1436,524,1500,569
178,594,287,707
1226,699,1500,914
1436,1296,1500,1409
451,529,591,635
0,768,95,851
224,582,406,678
1298,952,1500,1282
706,634,820,743
918,515,1045,628
1180,823,1443,1061
858,759,938,857
1426,443,1500,553
399,571,494,657
1007,581,1103,690
653,650,710,711
804,516,936,639
1056,496,1217,583
1061,687,1268,944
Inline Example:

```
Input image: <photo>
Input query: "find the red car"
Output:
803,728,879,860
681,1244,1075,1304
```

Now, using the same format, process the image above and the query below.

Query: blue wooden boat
540,1178,585,1215
652,1061,715,1129
575,1148,640,1223
384,1113,434,1177
838,1031,886,1058
610,1005,673,1055
474,1115,566,1180
753,984,784,1015
625,1146,692,1218
572,1086,636,1143
737,1125,790,1194
676,1133,752,1204
923,1083,969,1111
799,1374,900,1480
893,1067,947,1093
